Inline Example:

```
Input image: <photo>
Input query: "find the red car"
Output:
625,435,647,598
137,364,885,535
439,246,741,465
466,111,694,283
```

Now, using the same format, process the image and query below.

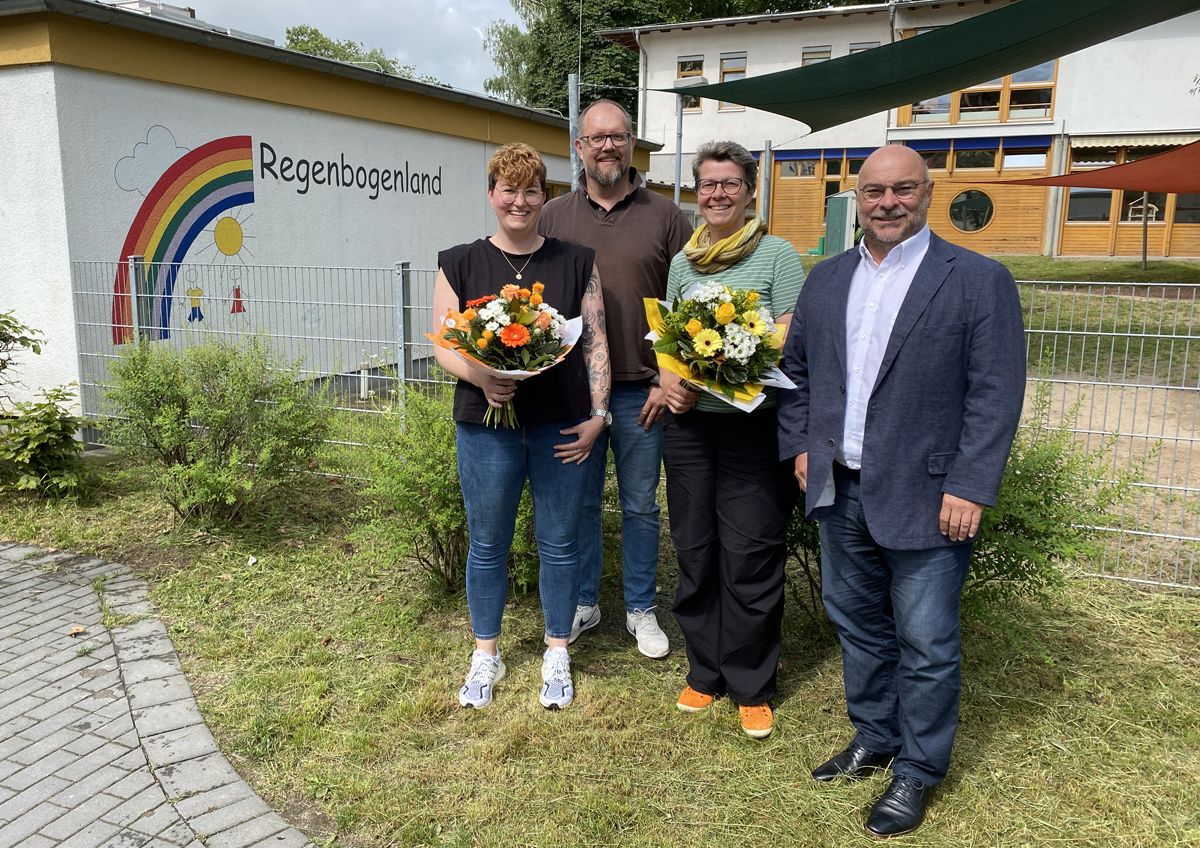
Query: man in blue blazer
778,145,1026,837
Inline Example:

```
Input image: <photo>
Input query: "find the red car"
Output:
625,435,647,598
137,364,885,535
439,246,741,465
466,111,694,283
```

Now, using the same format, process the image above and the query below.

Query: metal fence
69,262,1199,588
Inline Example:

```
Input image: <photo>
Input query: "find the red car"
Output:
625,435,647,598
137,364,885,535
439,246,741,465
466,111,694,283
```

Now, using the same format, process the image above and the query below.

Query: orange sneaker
739,703,774,739
676,685,715,713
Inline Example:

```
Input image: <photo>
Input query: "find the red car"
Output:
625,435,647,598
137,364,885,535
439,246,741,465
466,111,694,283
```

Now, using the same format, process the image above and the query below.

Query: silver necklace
496,243,534,280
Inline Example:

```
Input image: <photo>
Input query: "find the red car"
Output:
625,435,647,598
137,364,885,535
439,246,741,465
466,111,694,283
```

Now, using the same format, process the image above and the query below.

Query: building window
906,60,1057,125
921,150,949,169
959,82,1003,123
849,42,880,54
677,55,704,110
802,46,832,66
949,190,995,232
780,159,819,177
1120,191,1169,223
719,53,746,110
846,158,866,176
1003,148,1048,169
1175,193,1200,224
1067,188,1113,222
912,93,952,123
955,148,998,169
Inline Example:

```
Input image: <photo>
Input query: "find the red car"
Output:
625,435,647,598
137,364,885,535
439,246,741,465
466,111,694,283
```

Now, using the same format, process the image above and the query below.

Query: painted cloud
115,125,190,196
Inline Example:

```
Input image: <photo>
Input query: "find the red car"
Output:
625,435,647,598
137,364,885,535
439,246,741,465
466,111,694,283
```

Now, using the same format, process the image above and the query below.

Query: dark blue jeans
576,381,663,611
456,420,587,640
819,464,971,786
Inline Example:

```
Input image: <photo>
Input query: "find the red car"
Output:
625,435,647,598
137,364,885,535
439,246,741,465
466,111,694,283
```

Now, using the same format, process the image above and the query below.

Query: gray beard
587,161,626,188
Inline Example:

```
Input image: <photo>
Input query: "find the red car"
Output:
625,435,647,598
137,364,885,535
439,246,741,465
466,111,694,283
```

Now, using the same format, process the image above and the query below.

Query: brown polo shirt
540,169,693,382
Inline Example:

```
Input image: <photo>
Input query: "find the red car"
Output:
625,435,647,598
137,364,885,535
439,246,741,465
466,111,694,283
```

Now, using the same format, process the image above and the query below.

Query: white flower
722,322,758,365
685,282,725,305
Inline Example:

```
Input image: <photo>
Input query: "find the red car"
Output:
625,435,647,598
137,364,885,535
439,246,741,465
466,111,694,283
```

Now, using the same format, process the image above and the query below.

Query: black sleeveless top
437,237,595,426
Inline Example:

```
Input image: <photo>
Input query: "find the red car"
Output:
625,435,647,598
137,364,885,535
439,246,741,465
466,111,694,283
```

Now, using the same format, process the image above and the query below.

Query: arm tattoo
581,267,611,411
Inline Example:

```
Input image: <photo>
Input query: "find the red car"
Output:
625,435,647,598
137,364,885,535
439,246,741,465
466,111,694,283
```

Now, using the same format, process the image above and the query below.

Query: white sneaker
546,604,601,646
626,609,669,659
539,647,574,709
458,650,505,709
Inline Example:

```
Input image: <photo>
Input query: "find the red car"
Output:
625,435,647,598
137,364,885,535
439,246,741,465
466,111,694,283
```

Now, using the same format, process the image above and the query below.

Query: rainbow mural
111,135,254,342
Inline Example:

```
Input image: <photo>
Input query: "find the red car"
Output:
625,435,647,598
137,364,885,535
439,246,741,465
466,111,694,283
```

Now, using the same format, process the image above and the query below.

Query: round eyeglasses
697,178,749,196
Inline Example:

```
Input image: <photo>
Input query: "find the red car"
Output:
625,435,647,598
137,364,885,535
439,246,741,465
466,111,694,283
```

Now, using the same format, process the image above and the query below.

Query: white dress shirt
839,225,931,469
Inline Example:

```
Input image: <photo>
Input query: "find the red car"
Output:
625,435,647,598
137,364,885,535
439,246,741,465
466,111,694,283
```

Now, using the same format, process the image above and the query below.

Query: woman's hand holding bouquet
429,282,582,427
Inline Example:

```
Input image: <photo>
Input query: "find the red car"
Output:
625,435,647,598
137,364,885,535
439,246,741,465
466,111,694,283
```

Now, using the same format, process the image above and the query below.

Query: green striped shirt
664,235,806,413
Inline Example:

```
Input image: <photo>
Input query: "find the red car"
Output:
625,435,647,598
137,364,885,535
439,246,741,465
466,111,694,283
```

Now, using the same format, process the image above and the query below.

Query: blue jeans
456,421,588,640
577,381,663,611
819,465,971,786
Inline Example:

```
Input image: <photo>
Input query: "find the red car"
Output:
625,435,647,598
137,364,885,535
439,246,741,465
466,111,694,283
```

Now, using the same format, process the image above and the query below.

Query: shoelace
544,655,571,683
466,657,497,684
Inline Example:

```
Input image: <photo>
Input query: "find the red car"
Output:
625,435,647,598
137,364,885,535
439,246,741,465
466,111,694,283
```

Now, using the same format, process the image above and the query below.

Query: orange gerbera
499,323,531,347
466,295,495,308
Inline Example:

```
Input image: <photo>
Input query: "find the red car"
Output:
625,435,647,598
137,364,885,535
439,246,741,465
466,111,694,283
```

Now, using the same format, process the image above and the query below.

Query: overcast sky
189,0,521,94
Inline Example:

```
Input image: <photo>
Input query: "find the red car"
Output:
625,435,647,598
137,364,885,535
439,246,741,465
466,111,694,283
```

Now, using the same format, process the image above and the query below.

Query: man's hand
554,416,606,465
793,452,808,492
638,384,668,430
940,493,983,542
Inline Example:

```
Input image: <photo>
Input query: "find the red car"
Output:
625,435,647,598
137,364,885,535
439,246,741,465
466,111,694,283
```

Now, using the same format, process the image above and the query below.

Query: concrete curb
0,543,316,848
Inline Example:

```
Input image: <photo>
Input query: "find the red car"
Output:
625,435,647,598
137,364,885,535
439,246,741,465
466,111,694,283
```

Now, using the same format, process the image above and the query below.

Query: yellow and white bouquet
644,282,794,411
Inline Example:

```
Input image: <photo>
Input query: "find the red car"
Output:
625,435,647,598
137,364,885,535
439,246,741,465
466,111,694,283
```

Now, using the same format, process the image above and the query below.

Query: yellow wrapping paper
643,298,783,406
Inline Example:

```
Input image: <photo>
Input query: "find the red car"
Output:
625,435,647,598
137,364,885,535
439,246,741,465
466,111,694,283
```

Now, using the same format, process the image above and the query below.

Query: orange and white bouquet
428,282,582,426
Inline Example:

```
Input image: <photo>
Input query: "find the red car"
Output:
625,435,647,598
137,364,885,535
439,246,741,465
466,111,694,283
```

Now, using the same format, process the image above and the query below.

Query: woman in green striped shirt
660,141,805,740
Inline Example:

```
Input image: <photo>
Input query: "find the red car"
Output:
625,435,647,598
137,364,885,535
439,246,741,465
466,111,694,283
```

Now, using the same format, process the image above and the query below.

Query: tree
285,24,442,85
484,1,860,117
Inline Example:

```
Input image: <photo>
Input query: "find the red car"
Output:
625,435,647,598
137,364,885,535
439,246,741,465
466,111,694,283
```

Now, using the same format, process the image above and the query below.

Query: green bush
784,379,1144,609
0,310,44,404
0,386,87,497
361,378,539,592
104,338,331,522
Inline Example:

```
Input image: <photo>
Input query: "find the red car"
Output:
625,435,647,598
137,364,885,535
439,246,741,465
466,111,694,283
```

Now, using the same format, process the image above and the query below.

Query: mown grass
799,253,1200,284
3,461,1199,847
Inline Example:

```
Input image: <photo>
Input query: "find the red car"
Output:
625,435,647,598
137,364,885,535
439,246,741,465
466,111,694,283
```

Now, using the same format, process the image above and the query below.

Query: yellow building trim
0,16,53,65
3,11,649,171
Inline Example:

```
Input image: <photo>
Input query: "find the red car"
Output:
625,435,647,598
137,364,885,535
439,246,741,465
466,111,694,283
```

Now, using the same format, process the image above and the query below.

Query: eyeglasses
697,178,749,196
495,186,545,205
579,132,633,149
857,181,928,202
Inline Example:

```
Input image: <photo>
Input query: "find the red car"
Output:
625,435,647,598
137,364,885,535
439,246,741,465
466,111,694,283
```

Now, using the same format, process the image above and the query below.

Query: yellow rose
742,310,766,336
692,328,723,357
715,302,737,325
685,318,704,338
746,291,760,304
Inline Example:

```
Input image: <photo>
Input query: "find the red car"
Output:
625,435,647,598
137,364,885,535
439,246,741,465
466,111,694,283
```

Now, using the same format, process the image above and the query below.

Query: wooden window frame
719,52,747,111
677,55,704,112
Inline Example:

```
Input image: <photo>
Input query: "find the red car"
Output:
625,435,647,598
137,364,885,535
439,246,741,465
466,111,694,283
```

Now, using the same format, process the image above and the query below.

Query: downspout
634,27,647,138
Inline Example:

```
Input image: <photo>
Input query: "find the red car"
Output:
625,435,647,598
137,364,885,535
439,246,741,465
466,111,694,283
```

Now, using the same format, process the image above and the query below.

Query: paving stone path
0,543,315,848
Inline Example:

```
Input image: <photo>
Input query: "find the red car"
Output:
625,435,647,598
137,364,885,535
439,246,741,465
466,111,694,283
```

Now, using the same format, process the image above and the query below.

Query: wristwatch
590,408,612,427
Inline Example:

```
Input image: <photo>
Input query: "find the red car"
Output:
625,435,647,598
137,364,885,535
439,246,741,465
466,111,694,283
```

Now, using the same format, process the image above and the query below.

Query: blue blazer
777,233,1026,550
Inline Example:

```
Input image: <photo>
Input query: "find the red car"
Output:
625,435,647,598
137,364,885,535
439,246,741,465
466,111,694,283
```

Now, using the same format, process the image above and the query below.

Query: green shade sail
660,0,1200,133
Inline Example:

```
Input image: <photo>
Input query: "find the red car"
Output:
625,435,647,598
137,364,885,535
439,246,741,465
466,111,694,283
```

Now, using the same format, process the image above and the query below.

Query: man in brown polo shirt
540,99,692,659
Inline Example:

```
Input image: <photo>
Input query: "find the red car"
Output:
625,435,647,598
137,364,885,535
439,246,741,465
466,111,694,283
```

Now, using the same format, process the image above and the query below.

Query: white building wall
639,15,896,184
6,65,572,400
634,2,1200,186
0,66,76,405
1055,12,1200,135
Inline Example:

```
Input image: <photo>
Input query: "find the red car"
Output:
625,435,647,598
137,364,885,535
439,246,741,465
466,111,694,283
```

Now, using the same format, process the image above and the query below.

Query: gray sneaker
459,650,505,709
546,604,601,646
539,647,574,709
626,609,669,659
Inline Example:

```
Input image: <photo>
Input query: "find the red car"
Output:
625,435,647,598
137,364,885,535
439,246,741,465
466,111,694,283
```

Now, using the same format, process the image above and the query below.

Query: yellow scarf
682,217,766,275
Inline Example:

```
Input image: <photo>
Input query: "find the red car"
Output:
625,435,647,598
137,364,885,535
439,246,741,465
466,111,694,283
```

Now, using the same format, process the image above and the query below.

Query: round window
949,190,994,232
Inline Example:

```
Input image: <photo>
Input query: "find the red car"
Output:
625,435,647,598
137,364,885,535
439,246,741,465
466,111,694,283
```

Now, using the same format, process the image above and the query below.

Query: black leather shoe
811,743,894,782
864,775,934,838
